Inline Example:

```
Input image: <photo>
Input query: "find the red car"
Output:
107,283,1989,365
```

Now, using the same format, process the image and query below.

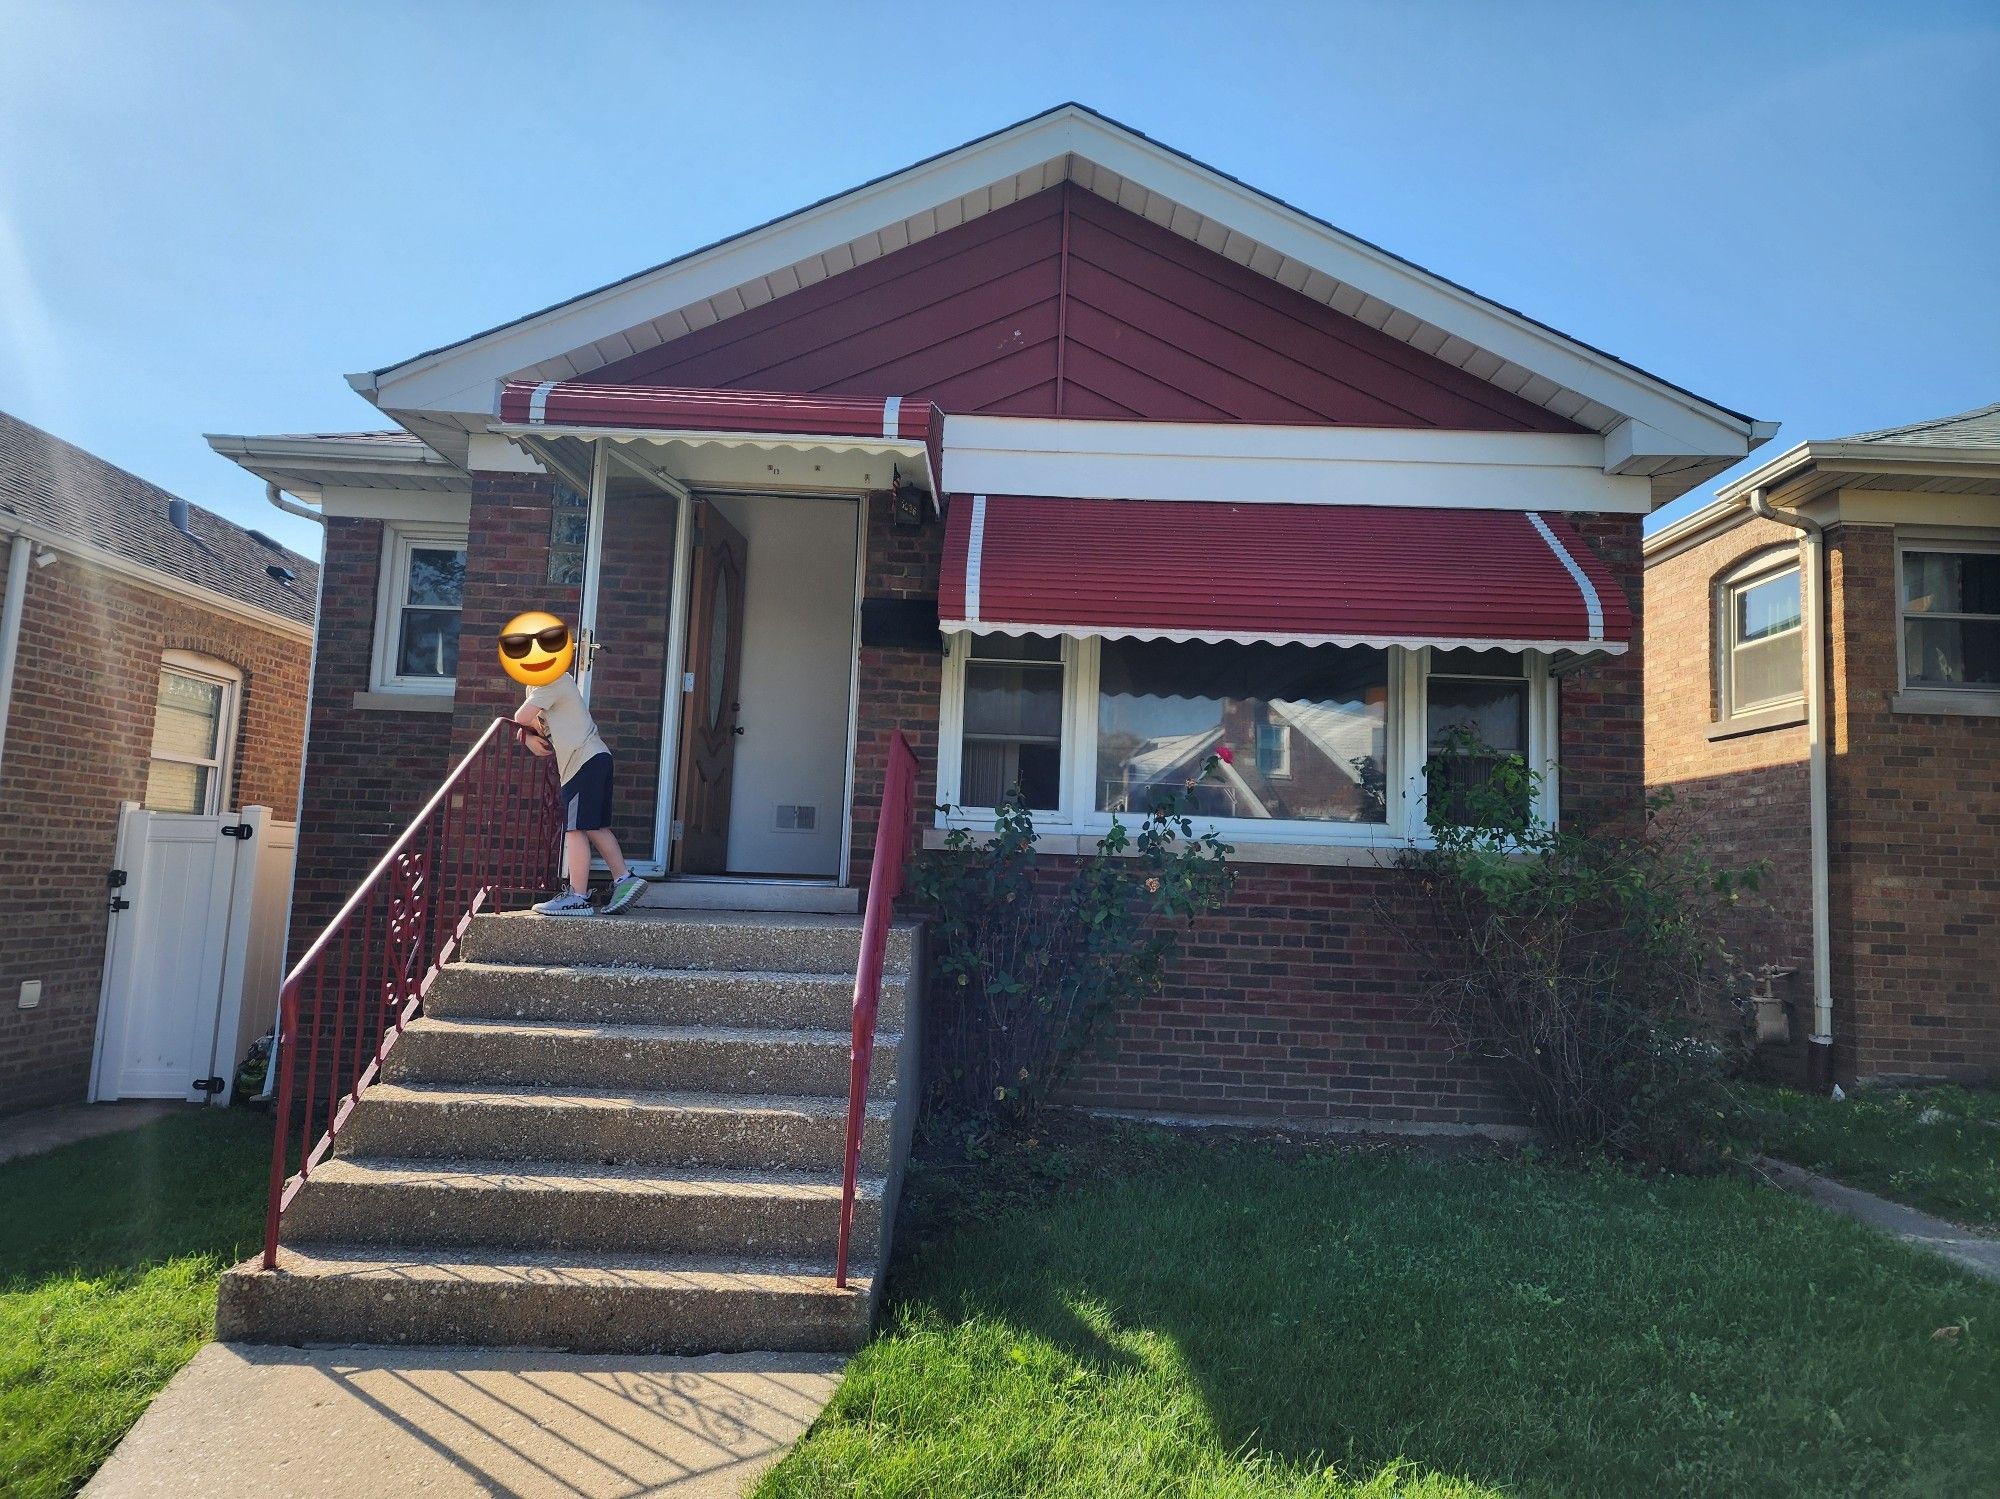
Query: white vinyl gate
89,802,298,1105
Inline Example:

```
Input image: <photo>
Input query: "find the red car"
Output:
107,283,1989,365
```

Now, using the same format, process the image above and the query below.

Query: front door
673,502,748,873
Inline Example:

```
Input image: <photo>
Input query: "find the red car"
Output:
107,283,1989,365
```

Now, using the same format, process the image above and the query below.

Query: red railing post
259,719,561,1263
837,731,918,1289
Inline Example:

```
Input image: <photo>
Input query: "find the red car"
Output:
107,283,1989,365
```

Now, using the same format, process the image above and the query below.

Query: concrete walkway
85,1343,844,1499
0,1100,184,1165
1758,1156,2000,1283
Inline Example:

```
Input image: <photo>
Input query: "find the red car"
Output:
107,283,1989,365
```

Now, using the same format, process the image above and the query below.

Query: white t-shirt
523,674,610,785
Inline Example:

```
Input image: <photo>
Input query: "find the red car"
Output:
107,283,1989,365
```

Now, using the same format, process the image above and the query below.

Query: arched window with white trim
144,651,242,815
1715,552,1803,722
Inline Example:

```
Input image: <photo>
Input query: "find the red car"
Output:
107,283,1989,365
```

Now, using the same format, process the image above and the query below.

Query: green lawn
1730,1083,2000,1229
0,1108,272,1499
762,1124,2000,1498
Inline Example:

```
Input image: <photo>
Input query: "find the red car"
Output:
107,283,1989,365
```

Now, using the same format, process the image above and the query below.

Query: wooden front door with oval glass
673,501,749,873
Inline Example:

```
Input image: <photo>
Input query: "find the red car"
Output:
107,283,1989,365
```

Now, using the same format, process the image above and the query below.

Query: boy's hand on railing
516,727,554,757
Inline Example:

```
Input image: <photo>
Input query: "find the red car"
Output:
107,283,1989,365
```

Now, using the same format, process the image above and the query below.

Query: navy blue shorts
562,752,614,832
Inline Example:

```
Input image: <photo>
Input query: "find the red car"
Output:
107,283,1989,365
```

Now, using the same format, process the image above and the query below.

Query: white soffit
359,110,1760,456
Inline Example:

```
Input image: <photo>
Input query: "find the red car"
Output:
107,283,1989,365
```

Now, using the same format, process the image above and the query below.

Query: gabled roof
352,103,1768,501
0,409,319,626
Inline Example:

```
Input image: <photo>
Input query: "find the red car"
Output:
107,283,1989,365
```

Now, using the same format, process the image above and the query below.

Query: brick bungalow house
212,104,1773,1133
1646,402,1999,1090
0,410,316,1116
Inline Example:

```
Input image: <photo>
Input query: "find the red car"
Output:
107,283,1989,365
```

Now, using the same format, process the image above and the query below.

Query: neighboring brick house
0,410,317,1116
212,104,1769,1129
1646,403,2000,1088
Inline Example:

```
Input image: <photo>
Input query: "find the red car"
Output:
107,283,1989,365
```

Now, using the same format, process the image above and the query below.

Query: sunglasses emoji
497,611,576,687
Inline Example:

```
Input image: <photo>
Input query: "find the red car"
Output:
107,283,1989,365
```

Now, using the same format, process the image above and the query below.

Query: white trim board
352,106,1763,480
944,416,1647,511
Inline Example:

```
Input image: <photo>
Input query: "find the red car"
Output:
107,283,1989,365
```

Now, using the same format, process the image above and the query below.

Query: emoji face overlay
498,611,576,687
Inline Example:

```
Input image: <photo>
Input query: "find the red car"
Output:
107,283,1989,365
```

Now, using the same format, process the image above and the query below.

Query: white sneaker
534,890,596,917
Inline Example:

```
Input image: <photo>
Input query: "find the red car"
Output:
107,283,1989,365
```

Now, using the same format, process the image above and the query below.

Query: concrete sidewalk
1758,1156,2000,1283
85,1343,844,1498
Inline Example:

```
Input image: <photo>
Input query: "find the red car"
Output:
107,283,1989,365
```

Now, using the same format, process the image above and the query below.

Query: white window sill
1892,688,2000,718
1707,702,1807,740
353,689,456,713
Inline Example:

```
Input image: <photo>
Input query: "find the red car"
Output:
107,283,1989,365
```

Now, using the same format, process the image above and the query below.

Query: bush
1392,736,1755,1169
912,785,1233,1121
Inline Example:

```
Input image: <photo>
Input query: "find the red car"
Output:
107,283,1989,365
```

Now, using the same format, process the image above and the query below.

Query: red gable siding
592,184,1579,432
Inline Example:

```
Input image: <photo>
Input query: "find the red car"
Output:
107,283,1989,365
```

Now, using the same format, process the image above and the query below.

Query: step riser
282,1182,882,1259
385,1027,900,1098
216,1274,871,1354
427,966,907,1032
334,1098,893,1173
461,915,913,975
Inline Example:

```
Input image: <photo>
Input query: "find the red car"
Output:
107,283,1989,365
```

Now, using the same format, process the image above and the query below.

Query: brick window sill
1892,689,2000,718
1706,703,1808,741
352,689,455,714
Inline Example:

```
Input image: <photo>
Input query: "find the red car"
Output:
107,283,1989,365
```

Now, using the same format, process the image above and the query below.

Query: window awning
939,495,1631,655
495,380,943,500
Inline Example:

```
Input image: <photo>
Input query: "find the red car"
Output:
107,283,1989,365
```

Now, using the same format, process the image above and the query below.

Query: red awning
496,379,943,497
938,495,1630,654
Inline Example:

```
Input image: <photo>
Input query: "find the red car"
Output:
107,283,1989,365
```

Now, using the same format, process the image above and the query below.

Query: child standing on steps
501,611,647,917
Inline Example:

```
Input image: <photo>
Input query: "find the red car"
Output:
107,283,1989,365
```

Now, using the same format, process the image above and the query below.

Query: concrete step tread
307,1155,888,1200
406,1014,892,1049
443,959,885,985
478,908,920,934
244,1243,876,1300
358,1080,895,1120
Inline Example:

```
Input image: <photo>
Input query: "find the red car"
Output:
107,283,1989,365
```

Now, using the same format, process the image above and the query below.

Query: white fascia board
944,416,1647,512
358,107,1757,461
205,432,467,498
318,486,472,525
1069,126,1757,459
362,119,1089,417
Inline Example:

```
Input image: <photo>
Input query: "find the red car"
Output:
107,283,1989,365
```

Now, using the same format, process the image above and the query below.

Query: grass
1729,1083,2000,1229
761,1120,2000,1498
0,1108,272,1499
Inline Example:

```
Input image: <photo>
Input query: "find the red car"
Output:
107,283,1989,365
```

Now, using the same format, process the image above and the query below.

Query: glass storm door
576,455,680,871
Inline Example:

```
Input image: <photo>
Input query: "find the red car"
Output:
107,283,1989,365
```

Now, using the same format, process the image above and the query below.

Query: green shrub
1394,734,1756,1169
912,784,1233,1121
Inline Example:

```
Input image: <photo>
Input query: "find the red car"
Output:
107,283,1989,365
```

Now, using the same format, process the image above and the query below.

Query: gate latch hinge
192,1076,226,1095
221,823,255,840
107,869,131,912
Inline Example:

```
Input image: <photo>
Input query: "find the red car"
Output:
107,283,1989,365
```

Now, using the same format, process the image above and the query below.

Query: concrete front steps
219,907,921,1354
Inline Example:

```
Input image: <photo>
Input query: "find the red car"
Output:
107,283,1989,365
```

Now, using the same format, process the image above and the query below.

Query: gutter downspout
258,483,326,1100
0,533,32,773
1748,487,1835,1090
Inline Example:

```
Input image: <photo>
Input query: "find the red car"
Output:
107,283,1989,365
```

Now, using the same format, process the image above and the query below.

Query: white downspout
1748,487,1834,1088
257,483,326,1100
0,532,35,773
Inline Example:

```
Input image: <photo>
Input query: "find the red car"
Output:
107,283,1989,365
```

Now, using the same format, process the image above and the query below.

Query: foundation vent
774,803,818,833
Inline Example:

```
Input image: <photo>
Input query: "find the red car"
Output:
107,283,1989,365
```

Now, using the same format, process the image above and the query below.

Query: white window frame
937,637,1554,849
1714,551,1805,722
1896,530,2000,696
371,521,469,694
146,650,242,816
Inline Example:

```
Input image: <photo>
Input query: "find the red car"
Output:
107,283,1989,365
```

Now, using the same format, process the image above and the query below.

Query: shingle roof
0,409,319,626
1839,401,2000,449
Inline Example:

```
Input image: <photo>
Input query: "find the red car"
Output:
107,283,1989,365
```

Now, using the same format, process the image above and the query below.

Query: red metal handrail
261,717,563,1268
836,731,919,1288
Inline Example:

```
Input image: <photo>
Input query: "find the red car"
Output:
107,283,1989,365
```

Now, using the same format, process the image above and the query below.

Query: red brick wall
452,473,580,758
1644,516,1816,1068
287,517,454,963
1825,522,1999,1083
0,555,309,1115
1560,512,1647,835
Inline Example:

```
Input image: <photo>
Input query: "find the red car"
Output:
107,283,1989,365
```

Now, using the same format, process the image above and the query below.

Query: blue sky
1,1,1994,560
